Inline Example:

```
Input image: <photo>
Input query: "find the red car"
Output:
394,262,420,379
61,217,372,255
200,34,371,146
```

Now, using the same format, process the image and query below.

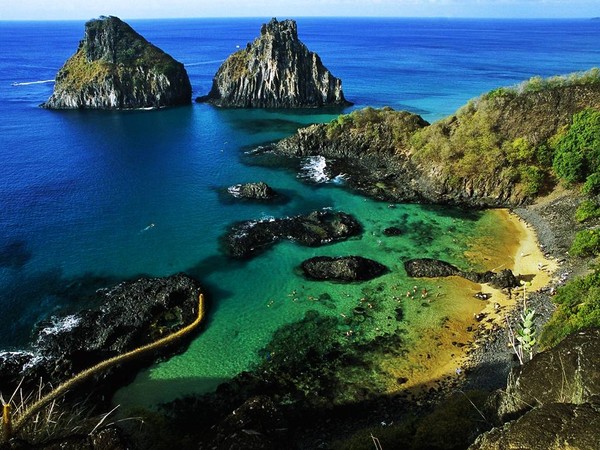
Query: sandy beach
382,209,559,397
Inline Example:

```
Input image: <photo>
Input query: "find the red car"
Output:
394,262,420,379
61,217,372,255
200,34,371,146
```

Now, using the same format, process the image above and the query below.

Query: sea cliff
197,18,351,108
266,71,600,207
42,16,191,109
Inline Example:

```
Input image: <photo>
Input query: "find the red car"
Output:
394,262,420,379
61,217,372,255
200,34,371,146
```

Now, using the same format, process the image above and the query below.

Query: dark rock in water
404,258,462,278
198,18,350,108
227,181,278,201
42,16,191,109
223,210,362,259
301,256,388,282
0,239,32,269
472,329,600,450
404,258,520,290
464,269,520,290
0,273,202,391
383,226,403,236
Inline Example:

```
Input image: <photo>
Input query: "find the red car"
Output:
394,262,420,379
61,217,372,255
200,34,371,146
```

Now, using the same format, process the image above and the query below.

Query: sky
0,0,598,20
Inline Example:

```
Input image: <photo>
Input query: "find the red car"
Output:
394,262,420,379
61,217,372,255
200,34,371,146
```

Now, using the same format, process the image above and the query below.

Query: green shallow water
114,189,510,408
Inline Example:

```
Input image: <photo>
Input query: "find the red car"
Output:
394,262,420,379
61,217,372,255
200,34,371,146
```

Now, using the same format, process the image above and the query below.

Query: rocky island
196,18,351,108
42,16,192,109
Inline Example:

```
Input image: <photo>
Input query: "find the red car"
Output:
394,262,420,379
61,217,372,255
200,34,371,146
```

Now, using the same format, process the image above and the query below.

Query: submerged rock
198,18,351,108
404,258,462,278
0,273,202,390
300,256,388,282
227,181,279,201
223,210,362,259
43,16,191,109
404,258,520,290
383,226,403,237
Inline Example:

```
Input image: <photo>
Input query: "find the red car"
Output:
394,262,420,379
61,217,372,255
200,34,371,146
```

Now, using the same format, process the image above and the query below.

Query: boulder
404,258,462,278
227,182,278,201
42,16,191,109
493,328,600,422
470,401,600,450
198,18,350,108
404,258,520,290
471,328,600,449
300,256,388,282
223,210,362,259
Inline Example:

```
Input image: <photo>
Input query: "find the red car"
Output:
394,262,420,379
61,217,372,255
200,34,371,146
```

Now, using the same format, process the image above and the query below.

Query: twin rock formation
44,16,349,110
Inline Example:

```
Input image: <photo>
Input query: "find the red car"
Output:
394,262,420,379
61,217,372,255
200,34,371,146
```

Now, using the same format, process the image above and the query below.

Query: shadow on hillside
118,357,510,450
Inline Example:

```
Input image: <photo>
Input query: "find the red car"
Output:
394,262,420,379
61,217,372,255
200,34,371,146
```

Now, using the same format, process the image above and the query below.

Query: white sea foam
185,60,225,66
227,185,242,198
0,350,45,371
299,155,330,183
12,79,54,86
39,314,81,336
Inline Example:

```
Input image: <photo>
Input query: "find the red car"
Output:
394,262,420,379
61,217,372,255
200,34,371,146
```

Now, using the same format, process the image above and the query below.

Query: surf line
11,80,55,86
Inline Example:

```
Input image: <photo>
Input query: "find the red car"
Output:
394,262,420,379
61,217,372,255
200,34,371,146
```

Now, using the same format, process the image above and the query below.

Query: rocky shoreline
460,188,585,393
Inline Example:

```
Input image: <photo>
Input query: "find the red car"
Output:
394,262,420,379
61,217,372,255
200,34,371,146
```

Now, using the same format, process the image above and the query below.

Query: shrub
519,165,546,196
540,270,600,348
569,229,600,257
552,109,600,183
575,200,600,223
535,143,554,168
582,172,600,195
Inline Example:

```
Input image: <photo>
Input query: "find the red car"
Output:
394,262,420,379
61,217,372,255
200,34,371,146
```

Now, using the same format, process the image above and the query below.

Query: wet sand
380,209,557,396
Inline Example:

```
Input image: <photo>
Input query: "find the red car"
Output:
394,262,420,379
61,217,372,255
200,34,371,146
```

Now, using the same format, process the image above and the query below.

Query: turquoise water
1,18,600,406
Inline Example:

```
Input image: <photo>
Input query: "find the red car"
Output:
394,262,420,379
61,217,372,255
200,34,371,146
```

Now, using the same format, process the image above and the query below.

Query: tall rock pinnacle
42,16,192,110
197,18,351,108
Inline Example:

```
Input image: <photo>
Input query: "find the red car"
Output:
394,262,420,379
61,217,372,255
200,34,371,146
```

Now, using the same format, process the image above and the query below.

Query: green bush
535,143,554,168
582,172,600,195
519,165,546,196
540,270,600,348
575,200,600,223
569,229,600,257
552,109,600,183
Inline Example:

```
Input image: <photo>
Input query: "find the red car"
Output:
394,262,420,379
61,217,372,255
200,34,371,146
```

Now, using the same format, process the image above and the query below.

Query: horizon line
1,15,598,22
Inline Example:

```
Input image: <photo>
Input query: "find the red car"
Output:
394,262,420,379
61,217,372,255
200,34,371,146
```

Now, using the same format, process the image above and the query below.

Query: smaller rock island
197,18,351,108
43,16,192,110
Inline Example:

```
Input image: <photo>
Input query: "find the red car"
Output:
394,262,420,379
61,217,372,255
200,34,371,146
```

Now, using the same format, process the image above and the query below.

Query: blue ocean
1,18,599,406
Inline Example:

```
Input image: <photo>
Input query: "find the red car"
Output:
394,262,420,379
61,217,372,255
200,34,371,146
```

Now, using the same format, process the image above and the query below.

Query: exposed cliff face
267,77,600,207
197,18,350,108
42,16,191,109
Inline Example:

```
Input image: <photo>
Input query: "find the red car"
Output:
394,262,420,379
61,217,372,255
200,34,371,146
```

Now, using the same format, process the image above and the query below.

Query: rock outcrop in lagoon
404,258,520,290
197,18,351,108
223,210,362,259
227,181,279,201
43,16,192,109
300,256,388,282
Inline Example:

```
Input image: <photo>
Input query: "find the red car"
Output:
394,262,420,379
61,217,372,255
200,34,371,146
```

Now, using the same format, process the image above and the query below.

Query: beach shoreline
460,191,584,393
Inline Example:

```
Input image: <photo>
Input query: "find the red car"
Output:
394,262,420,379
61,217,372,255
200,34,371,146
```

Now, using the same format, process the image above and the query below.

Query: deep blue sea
1,18,599,406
